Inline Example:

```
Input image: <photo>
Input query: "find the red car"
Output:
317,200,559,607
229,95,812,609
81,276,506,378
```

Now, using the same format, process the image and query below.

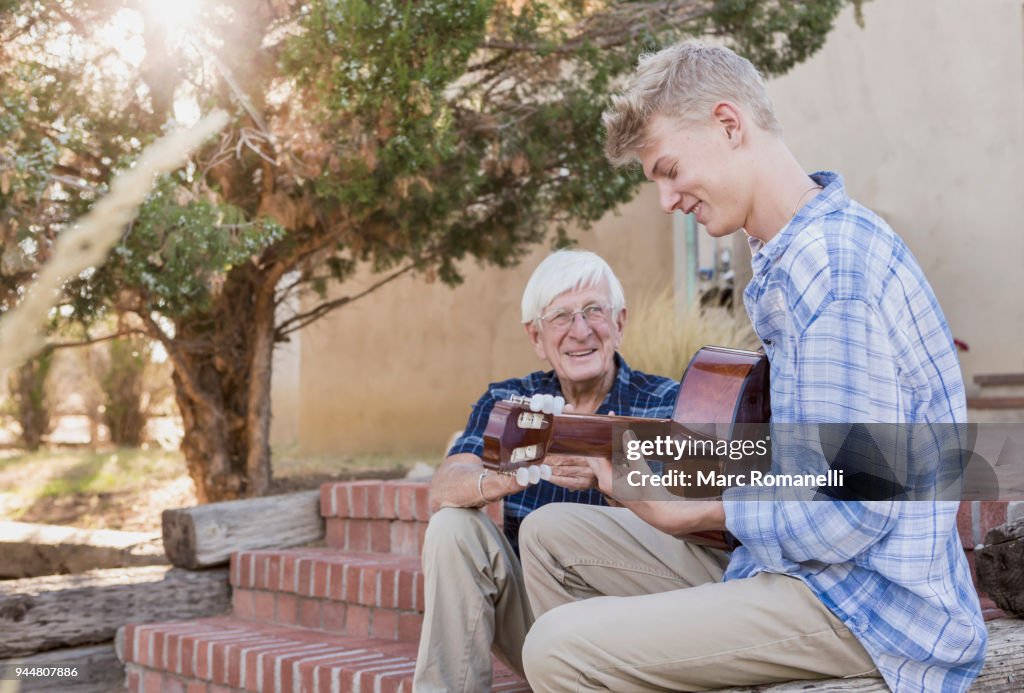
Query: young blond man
518,43,986,692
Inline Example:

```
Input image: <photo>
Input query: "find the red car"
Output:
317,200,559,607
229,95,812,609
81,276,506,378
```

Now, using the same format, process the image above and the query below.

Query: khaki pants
520,503,881,692
413,508,533,693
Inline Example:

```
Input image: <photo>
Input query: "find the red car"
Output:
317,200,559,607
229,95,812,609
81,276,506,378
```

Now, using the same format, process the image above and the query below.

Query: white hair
520,250,626,324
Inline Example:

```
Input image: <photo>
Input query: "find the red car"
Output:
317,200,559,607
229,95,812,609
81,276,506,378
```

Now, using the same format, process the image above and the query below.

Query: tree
0,0,865,501
6,352,53,450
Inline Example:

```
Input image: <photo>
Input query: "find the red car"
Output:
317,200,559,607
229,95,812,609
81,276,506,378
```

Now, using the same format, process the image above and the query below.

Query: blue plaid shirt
724,172,986,692
448,353,679,551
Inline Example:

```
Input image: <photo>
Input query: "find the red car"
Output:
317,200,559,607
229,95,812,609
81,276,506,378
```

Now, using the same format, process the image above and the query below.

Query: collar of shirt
747,171,848,277
543,352,632,415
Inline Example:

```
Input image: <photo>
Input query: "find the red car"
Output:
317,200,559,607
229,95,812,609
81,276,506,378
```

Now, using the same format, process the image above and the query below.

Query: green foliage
81,176,286,318
0,1,858,494
1,0,861,328
286,0,492,121
703,0,855,76
284,1,633,284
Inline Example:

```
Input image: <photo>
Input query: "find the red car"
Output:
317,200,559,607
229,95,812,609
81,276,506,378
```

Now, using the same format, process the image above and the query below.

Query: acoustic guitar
482,346,770,550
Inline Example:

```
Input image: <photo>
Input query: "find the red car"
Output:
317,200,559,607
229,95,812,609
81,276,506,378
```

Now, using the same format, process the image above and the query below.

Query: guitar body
673,345,771,428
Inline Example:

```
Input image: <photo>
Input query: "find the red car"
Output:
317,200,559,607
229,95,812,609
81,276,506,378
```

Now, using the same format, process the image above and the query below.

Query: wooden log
982,516,1024,546
715,618,1024,692
0,521,165,579
977,517,1024,617
970,617,1024,692
0,644,124,692
0,565,229,658
161,489,323,569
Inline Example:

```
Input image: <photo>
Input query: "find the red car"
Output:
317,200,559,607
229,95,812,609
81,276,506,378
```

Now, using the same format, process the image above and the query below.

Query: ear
524,321,547,360
711,101,743,148
613,306,627,348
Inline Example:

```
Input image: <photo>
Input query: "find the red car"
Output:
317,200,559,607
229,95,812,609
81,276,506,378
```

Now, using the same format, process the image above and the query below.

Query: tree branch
274,261,419,338
42,328,148,352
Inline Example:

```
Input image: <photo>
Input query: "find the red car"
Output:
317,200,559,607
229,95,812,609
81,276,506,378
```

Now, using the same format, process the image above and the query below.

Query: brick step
230,548,424,642
956,500,1023,550
320,481,429,556
122,616,530,693
319,480,502,555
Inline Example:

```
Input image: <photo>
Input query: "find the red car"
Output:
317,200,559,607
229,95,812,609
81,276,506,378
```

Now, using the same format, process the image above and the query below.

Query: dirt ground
12,476,197,531
12,471,411,532
0,445,425,532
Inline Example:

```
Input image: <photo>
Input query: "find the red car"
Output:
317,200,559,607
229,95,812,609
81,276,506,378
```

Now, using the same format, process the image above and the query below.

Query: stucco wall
274,0,1024,456
765,0,1024,383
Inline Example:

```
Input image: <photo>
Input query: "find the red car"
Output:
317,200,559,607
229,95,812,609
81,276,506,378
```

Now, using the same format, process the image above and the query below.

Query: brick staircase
120,481,1015,692
120,481,527,692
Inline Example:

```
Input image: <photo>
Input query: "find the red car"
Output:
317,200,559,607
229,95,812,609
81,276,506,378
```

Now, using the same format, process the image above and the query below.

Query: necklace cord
791,183,823,218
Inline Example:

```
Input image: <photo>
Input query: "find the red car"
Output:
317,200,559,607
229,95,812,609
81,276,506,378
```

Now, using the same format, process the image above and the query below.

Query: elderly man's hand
534,401,608,491
541,453,601,490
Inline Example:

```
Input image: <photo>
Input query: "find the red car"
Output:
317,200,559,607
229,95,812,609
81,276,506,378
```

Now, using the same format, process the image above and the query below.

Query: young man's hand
584,430,727,538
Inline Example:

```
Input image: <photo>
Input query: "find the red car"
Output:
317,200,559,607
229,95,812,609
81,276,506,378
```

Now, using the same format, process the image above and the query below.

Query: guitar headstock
482,397,556,472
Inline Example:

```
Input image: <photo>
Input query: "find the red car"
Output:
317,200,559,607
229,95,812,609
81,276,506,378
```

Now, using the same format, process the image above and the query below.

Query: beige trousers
520,503,881,692
413,507,532,693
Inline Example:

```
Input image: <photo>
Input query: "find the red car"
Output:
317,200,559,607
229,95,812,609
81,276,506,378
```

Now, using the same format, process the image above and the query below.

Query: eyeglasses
537,303,613,329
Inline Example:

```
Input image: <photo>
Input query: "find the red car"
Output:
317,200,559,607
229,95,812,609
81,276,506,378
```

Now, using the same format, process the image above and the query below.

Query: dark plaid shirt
448,353,679,551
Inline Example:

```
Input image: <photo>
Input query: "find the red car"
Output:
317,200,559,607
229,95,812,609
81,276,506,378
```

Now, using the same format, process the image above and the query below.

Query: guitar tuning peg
553,396,565,415
541,394,555,414
530,394,545,412
539,464,552,481
528,465,541,484
515,467,531,486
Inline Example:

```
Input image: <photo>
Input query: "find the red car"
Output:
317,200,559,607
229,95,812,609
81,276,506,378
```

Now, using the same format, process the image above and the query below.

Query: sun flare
142,0,202,32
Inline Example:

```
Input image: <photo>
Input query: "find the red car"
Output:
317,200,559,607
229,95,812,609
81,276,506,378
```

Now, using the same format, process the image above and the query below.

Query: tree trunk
102,338,148,447
166,266,278,503
11,354,52,451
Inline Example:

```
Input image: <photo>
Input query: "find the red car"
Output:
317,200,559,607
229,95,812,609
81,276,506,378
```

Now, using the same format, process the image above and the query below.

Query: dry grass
270,445,428,479
621,289,760,380
0,447,190,530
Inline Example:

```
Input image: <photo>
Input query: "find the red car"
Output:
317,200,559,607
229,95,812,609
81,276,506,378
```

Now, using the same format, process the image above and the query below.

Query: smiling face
525,282,625,392
639,111,754,238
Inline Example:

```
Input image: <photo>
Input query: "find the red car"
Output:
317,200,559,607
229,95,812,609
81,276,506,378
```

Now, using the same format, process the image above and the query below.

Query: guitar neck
543,412,670,458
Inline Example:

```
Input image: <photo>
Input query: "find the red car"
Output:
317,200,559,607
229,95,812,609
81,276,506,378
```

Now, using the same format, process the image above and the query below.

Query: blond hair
603,42,781,166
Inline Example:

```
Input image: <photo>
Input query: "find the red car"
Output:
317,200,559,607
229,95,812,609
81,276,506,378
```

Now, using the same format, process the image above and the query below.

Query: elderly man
412,249,679,692
520,42,987,692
